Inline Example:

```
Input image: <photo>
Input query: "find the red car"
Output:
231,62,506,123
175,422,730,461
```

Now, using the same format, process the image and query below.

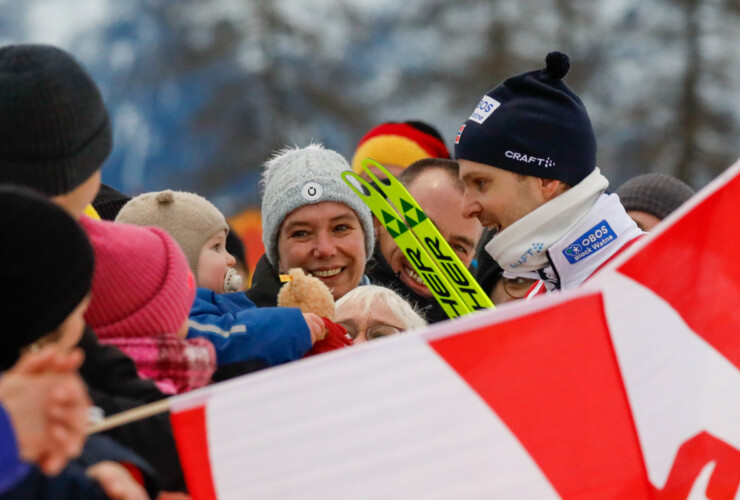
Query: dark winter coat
78,327,186,492
1,435,159,500
244,254,282,308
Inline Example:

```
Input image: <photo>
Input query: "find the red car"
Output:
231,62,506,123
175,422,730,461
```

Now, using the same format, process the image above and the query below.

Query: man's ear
539,178,569,202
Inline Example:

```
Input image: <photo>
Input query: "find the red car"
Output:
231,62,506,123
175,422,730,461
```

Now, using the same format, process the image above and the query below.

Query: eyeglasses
337,322,402,341
502,276,537,299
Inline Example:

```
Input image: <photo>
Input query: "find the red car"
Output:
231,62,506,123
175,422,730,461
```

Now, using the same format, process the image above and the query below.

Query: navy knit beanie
0,44,112,196
0,185,94,370
455,52,597,186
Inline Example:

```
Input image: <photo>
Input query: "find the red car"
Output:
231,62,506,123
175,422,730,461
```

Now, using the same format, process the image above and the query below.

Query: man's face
458,159,547,233
377,168,483,298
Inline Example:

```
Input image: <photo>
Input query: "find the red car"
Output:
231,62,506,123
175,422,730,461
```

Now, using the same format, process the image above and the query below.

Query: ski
342,159,494,319
360,159,494,313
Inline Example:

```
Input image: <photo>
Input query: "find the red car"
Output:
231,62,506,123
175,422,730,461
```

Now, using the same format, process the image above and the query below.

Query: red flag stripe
588,159,740,371
430,292,652,499
617,168,740,371
170,405,218,500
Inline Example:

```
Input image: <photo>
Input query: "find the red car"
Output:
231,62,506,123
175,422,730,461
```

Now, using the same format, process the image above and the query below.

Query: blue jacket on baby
188,288,312,367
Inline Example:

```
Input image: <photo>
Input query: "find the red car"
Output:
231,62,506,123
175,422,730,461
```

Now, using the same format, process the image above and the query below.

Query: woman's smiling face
277,201,366,300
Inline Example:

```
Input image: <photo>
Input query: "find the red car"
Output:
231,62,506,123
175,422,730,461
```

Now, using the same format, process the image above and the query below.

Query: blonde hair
335,285,427,331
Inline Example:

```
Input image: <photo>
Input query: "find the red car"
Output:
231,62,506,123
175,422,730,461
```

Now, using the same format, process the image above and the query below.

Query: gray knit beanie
115,190,229,278
261,143,374,269
615,173,695,220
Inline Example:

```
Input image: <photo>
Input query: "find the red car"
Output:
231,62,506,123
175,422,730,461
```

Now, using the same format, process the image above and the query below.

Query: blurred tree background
1,0,739,215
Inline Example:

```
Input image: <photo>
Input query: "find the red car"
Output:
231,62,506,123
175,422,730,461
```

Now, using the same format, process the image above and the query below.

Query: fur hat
351,121,450,173
81,217,196,339
0,186,94,369
615,173,695,220
455,52,597,186
0,44,112,195
260,143,374,269
115,190,229,279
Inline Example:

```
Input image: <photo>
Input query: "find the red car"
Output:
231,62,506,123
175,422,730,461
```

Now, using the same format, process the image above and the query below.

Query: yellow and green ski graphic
342,158,494,319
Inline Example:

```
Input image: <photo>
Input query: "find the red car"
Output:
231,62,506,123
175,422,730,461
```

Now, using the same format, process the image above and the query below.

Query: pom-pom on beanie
0,185,94,370
81,217,196,339
0,44,112,196
115,190,229,279
351,121,450,174
260,143,374,269
615,173,695,220
455,51,597,186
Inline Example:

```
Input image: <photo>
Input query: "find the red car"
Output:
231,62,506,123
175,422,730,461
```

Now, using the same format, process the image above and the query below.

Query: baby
116,190,325,377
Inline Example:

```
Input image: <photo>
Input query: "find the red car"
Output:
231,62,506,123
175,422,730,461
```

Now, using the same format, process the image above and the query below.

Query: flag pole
87,398,172,435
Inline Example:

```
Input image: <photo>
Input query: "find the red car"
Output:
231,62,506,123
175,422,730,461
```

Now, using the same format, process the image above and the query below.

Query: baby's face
198,229,236,293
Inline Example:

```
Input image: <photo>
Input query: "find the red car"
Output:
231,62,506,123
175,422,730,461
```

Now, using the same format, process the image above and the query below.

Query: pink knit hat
81,217,196,337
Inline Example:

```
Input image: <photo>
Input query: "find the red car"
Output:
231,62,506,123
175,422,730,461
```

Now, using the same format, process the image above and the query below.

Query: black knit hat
455,52,597,186
92,183,131,221
225,226,247,268
615,173,695,220
0,185,94,370
0,44,112,196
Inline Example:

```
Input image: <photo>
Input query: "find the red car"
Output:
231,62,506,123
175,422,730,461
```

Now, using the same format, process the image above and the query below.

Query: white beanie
260,143,374,269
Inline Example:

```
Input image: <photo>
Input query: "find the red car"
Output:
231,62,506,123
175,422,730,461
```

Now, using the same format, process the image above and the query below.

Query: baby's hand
302,313,326,344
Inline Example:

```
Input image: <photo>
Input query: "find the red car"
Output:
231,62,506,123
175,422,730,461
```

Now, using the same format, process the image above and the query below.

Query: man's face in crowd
458,159,553,233
376,167,483,298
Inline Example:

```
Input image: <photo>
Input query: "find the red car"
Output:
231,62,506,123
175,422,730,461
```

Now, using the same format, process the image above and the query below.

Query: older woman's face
277,201,366,300
335,301,404,344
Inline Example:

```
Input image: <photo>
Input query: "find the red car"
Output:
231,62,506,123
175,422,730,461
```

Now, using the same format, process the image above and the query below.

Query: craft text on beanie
0,44,112,196
115,190,229,279
81,218,196,339
351,121,450,174
455,52,597,186
261,143,375,269
0,185,94,369
615,173,695,220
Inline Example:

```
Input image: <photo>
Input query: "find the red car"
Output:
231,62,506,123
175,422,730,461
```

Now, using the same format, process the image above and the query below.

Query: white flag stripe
601,271,740,488
204,335,558,499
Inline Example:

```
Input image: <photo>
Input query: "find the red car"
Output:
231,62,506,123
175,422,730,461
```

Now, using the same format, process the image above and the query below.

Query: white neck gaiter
486,168,609,272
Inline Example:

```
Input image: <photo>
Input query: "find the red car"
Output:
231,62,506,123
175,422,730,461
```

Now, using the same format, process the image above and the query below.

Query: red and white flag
170,160,740,499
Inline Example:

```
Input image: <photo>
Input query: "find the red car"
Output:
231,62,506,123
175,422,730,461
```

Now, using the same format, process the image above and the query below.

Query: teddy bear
277,268,351,353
